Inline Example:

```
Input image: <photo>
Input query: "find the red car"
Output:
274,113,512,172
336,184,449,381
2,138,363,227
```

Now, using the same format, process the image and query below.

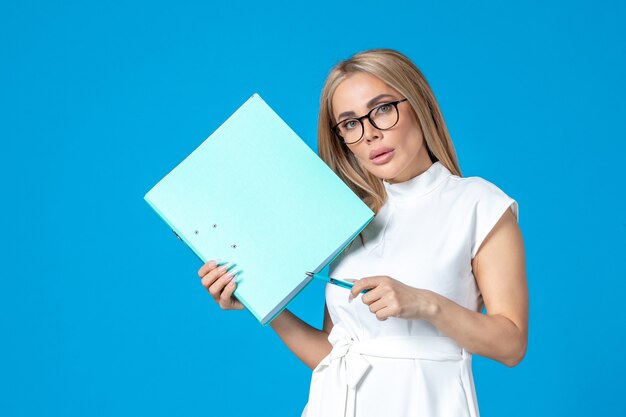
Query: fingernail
348,294,354,301
228,280,236,288
218,263,230,272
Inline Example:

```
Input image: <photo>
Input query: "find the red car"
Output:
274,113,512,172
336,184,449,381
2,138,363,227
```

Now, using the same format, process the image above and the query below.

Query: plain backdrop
1,0,625,416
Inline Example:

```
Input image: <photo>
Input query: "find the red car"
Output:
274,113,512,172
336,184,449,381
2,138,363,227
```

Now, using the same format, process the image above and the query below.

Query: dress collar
383,161,452,202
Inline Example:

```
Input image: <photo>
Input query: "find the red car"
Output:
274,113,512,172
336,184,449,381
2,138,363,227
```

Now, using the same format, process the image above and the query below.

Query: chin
372,168,402,182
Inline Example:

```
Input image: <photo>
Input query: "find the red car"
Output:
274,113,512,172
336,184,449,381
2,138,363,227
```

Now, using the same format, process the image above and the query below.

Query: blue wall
1,1,624,416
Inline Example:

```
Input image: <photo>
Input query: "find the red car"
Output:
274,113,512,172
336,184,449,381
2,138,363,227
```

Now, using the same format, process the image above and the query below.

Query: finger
350,277,379,299
361,286,384,305
198,260,218,278
228,288,245,310
201,262,231,288
375,305,396,321
220,279,237,301
199,259,225,279
220,276,238,306
221,276,246,310
349,279,364,298
208,271,235,299
368,298,387,315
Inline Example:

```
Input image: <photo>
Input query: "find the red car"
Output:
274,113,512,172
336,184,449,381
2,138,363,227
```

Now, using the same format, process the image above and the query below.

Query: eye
341,119,359,130
376,104,392,114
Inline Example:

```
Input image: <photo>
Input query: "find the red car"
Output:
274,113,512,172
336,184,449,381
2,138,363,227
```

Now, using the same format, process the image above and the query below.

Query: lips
369,147,394,160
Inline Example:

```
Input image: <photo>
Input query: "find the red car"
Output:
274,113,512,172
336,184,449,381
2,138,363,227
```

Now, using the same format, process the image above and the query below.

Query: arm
426,207,528,367
349,207,528,367
269,303,334,370
199,259,335,370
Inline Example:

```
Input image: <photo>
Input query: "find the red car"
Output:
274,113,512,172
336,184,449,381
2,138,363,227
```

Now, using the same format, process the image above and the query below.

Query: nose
362,118,381,142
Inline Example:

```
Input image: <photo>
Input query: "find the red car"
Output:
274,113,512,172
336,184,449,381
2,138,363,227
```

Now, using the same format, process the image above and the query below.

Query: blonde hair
318,48,462,214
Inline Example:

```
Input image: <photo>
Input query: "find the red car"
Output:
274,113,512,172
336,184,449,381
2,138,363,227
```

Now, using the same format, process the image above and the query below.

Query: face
331,71,433,184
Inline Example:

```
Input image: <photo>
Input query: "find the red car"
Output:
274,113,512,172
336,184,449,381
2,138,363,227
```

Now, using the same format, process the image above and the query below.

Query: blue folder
144,93,374,325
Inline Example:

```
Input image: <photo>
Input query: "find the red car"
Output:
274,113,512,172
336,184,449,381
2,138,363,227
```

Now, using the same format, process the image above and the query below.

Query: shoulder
446,174,509,199
444,173,519,222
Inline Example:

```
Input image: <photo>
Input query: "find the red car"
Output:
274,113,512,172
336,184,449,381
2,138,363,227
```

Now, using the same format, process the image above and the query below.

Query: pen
306,272,370,294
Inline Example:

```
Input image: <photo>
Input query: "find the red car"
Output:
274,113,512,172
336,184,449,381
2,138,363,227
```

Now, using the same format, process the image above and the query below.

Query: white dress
301,161,519,417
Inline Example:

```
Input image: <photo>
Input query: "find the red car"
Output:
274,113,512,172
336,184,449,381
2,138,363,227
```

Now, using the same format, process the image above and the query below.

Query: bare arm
270,302,334,370
198,261,335,370
426,208,528,367
350,207,528,367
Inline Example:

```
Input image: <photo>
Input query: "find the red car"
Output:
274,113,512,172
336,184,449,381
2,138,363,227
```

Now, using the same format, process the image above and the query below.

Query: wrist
421,289,442,321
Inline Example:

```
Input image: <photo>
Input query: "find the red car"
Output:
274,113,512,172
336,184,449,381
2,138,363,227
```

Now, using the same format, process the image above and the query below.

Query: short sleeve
470,180,519,259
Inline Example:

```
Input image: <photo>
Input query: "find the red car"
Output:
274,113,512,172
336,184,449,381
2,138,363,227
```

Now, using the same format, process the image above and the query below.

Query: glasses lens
336,119,363,144
371,103,399,130
335,101,402,144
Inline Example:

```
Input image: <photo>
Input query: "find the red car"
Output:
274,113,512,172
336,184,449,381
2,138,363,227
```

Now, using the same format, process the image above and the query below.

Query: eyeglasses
332,98,409,145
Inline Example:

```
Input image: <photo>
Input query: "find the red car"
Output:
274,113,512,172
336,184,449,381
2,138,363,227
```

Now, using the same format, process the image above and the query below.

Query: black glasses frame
332,98,409,145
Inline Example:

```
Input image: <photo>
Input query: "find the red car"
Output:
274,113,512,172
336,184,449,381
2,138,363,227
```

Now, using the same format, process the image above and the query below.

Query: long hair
318,48,462,215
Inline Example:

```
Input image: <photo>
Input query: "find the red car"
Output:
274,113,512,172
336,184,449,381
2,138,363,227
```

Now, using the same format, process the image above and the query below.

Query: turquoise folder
144,93,374,326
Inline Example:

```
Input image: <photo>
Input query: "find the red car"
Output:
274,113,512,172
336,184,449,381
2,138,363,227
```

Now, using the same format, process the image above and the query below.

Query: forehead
332,72,400,118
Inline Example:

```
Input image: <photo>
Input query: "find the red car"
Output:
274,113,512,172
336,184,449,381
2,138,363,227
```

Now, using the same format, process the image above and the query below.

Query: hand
198,260,245,310
349,276,438,321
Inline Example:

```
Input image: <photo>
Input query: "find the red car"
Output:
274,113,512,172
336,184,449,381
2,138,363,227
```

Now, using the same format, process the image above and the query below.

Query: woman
198,48,528,417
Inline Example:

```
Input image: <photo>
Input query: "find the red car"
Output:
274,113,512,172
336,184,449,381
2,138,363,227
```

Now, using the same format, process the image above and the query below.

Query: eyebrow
336,94,398,121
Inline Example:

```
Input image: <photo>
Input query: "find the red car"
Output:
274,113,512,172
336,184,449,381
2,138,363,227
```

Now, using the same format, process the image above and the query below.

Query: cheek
397,110,423,138
397,124,425,152
347,146,367,162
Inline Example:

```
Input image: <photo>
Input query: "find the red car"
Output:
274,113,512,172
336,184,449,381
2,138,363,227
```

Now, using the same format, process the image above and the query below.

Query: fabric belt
304,325,472,417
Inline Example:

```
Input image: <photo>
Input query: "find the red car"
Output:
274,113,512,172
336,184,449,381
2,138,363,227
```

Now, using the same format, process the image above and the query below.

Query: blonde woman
198,48,528,417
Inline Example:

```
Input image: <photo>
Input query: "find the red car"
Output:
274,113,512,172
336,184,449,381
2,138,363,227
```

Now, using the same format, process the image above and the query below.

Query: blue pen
306,272,371,294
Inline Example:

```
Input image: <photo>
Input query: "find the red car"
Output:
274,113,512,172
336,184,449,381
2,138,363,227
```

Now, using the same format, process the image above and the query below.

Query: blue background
1,0,625,416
